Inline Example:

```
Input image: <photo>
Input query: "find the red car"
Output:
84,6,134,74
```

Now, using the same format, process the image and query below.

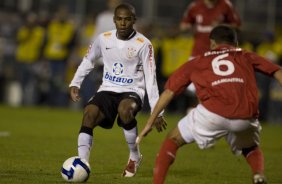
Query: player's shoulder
192,55,206,65
134,31,152,45
241,49,259,60
98,30,115,40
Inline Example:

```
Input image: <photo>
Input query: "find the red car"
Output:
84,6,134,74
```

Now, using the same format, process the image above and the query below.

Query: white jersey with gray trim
70,29,160,113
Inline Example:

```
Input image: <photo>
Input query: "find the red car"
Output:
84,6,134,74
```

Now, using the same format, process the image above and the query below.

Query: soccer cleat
122,155,143,177
253,174,267,184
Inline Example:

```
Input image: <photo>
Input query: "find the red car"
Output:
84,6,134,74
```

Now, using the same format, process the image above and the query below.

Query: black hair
114,3,136,17
209,25,238,46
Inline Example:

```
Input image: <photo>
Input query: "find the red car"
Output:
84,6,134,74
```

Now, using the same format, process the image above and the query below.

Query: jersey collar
116,30,137,41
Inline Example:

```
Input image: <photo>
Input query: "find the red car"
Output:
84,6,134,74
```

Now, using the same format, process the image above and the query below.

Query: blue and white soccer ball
61,156,91,182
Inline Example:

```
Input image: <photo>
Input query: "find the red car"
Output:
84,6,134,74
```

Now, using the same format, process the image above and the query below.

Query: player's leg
154,104,228,184
117,94,142,177
241,126,266,184
226,119,266,184
78,104,105,162
78,91,117,163
153,126,187,184
118,98,141,162
242,145,266,184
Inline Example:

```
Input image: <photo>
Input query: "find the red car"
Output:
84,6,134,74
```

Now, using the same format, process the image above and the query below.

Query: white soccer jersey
70,30,161,114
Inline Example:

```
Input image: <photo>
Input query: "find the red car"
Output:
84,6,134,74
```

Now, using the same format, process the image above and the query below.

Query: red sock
244,147,264,175
154,139,178,184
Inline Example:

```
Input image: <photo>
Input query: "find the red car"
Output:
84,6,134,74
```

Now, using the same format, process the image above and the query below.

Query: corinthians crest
127,47,137,59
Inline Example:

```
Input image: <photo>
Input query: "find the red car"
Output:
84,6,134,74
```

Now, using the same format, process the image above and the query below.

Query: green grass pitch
0,105,282,184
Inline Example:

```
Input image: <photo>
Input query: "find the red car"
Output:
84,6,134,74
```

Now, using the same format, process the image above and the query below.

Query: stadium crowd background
0,0,281,123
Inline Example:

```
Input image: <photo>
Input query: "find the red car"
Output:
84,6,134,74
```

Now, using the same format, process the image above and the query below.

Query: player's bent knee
167,127,186,147
242,145,258,157
118,99,137,122
118,108,134,123
82,105,101,128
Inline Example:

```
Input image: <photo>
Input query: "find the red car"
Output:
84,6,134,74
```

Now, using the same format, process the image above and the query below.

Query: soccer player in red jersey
136,25,282,184
180,0,241,58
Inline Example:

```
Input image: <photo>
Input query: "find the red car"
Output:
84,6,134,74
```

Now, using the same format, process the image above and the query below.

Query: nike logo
106,47,112,50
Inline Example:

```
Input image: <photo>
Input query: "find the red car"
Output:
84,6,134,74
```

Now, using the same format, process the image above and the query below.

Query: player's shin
78,126,93,162
154,139,178,184
123,126,141,160
122,125,143,177
242,146,264,175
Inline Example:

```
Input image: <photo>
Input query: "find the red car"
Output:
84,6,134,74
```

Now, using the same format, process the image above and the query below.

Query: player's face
114,8,135,40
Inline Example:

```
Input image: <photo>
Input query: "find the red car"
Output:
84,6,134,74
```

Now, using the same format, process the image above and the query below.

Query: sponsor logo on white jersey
104,63,134,85
113,63,124,75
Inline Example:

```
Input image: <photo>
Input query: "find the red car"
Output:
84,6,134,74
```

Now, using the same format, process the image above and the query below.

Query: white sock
78,133,93,162
123,126,140,161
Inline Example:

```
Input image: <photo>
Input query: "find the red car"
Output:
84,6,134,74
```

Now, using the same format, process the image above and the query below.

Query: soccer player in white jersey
69,3,166,177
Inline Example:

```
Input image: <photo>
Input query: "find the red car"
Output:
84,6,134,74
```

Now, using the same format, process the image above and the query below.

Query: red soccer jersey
165,45,281,119
181,0,241,57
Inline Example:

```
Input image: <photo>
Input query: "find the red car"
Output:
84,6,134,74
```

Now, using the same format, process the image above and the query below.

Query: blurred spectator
238,31,254,52
180,0,241,58
15,12,45,105
0,37,4,103
91,0,121,42
256,31,280,121
272,31,282,62
0,11,22,106
161,27,193,78
149,25,166,86
160,26,195,113
138,23,166,87
38,11,51,28
43,6,76,107
257,32,279,63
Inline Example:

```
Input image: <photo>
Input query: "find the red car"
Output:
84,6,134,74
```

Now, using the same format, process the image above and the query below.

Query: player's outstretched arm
274,69,282,86
136,89,174,145
70,86,81,102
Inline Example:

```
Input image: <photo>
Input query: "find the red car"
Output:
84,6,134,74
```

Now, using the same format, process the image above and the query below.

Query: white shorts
187,83,196,92
178,104,261,155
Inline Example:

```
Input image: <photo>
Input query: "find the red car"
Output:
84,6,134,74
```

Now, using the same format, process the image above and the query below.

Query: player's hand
135,116,166,146
154,116,167,132
70,86,81,102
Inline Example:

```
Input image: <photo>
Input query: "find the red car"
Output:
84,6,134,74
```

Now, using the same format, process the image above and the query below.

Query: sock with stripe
78,126,93,162
154,139,178,184
123,126,141,161
243,146,264,175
